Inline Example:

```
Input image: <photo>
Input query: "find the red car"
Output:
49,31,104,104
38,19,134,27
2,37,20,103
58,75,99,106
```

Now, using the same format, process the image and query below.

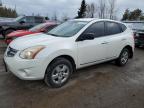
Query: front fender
36,49,78,69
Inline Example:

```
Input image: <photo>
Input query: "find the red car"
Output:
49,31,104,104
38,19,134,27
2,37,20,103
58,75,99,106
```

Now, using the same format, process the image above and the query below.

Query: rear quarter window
120,24,127,32
35,17,44,23
105,22,122,36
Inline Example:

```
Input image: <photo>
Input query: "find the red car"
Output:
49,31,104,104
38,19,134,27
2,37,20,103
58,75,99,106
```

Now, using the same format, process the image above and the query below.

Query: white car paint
4,18,134,80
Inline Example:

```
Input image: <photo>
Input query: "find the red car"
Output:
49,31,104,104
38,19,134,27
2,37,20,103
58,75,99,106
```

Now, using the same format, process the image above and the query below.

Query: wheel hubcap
52,64,70,84
121,51,129,64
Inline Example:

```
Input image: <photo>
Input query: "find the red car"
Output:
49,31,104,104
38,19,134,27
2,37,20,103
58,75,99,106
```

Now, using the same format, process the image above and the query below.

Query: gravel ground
0,42,144,108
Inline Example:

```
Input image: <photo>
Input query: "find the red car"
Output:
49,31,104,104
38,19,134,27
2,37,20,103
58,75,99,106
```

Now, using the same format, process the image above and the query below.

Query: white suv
4,19,134,88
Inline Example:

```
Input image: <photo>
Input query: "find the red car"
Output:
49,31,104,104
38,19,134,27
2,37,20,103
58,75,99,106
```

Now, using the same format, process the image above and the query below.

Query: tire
44,57,73,88
115,48,129,66
3,29,15,38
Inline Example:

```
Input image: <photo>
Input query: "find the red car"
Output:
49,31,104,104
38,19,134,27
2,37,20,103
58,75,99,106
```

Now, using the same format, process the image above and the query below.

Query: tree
129,9,142,20
98,0,107,18
122,9,130,21
108,0,117,19
0,6,18,18
122,9,143,21
62,13,69,22
77,0,87,18
0,0,2,7
86,3,96,18
140,16,144,20
52,12,58,21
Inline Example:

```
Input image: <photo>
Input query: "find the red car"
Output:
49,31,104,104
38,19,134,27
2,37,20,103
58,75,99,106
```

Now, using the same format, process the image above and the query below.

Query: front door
77,21,108,67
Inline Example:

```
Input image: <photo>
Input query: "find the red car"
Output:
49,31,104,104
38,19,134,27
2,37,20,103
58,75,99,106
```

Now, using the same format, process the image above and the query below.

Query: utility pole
14,4,17,11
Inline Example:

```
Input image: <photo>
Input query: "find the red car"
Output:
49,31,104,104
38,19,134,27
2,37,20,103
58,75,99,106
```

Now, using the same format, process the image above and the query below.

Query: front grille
6,47,18,57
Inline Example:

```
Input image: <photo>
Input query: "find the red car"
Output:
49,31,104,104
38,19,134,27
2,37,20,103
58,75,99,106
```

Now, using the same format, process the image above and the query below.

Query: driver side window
82,22,105,38
19,17,26,22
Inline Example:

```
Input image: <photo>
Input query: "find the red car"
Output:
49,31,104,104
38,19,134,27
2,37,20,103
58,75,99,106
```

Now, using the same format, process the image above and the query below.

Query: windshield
29,23,47,32
125,22,144,30
47,21,88,37
14,16,24,22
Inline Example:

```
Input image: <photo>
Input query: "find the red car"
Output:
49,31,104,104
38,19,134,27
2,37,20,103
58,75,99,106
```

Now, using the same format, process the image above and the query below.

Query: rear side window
25,17,34,23
35,17,44,23
83,22,105,37
105,22,122,36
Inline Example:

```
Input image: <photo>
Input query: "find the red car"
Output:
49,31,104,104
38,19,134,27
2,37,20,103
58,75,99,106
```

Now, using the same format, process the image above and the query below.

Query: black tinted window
35,17,44,23
25,17,34,23
83,22,105,37
105,22,122,35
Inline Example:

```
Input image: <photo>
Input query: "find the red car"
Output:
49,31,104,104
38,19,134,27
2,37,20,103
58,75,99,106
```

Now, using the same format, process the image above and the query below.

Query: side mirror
77,33,95,41
40,29,46,32
19,21,25,24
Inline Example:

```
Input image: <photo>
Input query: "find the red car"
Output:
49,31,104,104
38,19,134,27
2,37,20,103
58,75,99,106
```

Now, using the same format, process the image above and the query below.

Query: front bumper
4,55,48,80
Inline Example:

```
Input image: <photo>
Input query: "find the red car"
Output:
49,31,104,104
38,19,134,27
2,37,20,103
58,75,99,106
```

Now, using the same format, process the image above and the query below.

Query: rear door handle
101,42,109,44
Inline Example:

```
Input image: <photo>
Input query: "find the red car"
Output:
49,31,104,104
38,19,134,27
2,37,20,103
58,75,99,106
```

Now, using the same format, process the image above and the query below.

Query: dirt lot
0,41,144,108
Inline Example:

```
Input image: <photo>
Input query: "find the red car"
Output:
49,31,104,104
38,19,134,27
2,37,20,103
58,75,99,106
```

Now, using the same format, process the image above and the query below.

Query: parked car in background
0,16,46,38
4,19,134,88
5,22,58,44
124,21,144,47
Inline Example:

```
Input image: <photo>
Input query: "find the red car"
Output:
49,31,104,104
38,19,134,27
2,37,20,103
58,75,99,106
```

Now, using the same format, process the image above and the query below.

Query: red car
5,22,58,44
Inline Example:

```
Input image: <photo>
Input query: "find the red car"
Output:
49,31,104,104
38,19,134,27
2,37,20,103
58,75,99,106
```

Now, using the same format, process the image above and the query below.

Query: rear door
104,21,127,58
34,17,44,25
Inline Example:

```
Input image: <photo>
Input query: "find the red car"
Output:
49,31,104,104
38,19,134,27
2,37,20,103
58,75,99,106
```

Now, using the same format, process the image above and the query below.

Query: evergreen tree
77,0,87,18
0,6,18,18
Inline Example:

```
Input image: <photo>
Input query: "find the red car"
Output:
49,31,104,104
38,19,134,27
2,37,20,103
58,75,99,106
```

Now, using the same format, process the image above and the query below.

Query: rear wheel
44,57,73,88
115,48,129,66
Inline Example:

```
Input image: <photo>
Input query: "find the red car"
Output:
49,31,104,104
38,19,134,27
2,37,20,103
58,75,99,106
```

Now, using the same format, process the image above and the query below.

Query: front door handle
101,42,109,44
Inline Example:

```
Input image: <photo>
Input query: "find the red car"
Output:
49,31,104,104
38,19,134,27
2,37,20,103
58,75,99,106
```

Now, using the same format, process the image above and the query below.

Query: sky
2,0,144,20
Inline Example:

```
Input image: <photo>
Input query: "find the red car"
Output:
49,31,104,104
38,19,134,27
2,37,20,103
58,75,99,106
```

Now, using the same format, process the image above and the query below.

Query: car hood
7,30,37,37
9,33,67,50
0,20,15,26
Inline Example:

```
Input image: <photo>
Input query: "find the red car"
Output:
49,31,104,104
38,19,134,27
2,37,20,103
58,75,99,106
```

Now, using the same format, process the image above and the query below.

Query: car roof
73,18,123,24
73,18,97,22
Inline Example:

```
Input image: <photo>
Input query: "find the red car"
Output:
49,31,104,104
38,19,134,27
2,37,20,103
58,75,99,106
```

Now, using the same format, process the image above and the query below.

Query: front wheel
115,48,129,66
44,57,73,88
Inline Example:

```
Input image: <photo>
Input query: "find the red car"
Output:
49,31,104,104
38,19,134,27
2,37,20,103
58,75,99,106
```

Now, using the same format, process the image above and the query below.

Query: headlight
20,45,45,59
